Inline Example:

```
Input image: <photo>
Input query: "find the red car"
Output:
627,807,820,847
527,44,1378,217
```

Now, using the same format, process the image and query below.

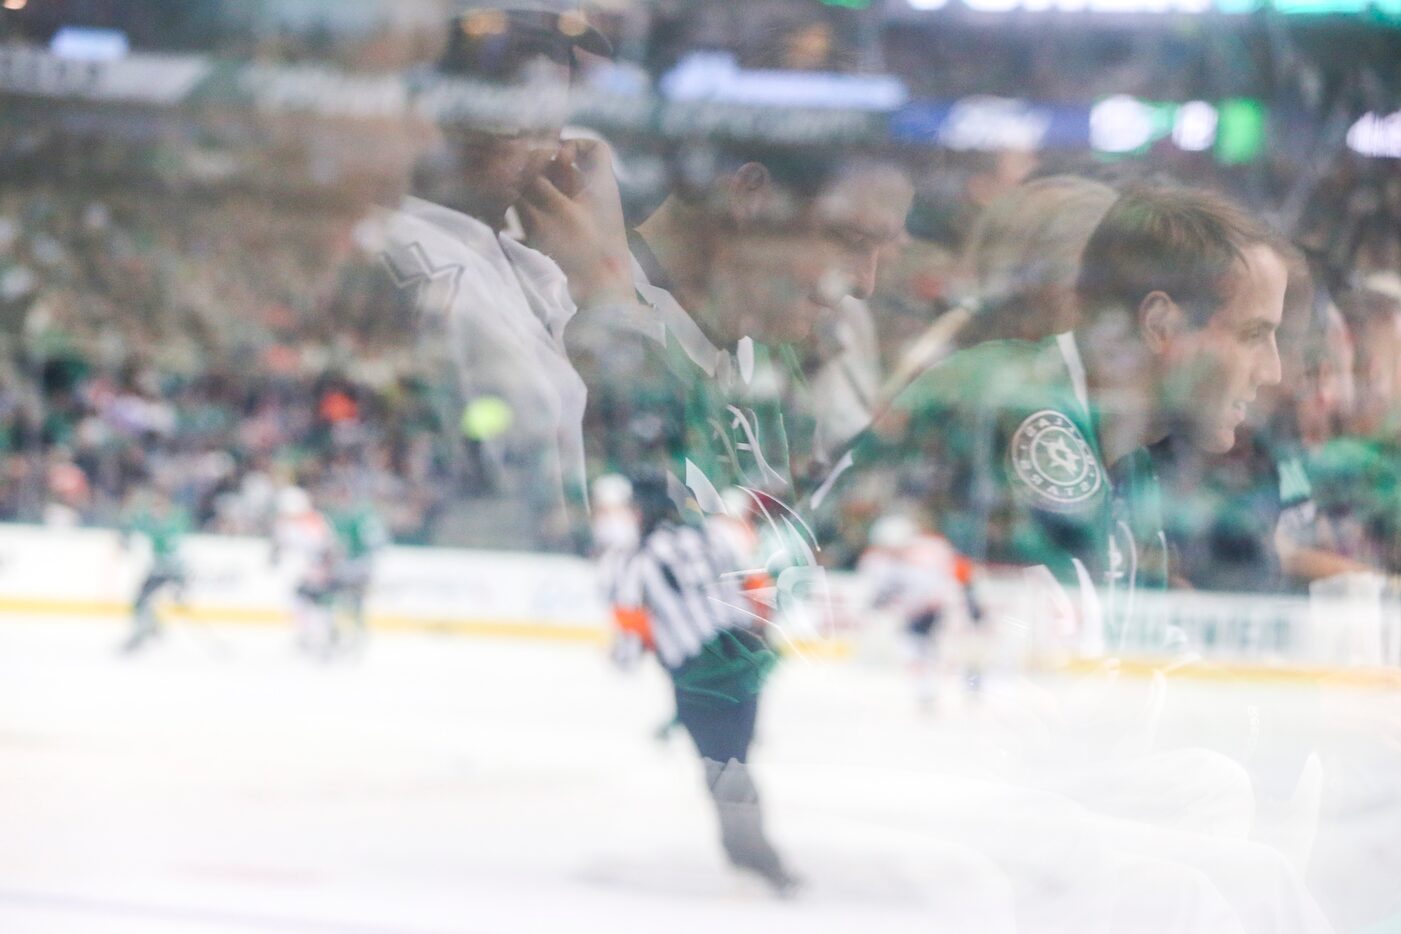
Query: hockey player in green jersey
324,480,389,653
879,332,1171,592
119,487,194,654
865,185,1287,625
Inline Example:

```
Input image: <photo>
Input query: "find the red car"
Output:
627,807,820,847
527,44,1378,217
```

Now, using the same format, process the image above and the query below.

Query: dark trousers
672,659,787,883
674,683,758,765
122,569,184,653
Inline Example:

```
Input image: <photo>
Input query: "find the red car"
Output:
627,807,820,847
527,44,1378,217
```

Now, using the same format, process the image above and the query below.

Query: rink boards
2,523,1400,678
0,523,607,641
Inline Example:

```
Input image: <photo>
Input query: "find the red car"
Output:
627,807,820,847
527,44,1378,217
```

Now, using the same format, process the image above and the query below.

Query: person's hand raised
518,138,634,310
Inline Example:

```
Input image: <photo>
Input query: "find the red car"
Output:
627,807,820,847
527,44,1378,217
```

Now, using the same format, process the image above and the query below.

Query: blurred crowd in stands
1,0,1399,586
0,129,454,543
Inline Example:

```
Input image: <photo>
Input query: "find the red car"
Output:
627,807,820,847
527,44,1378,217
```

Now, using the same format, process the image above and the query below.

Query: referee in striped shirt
610,471,798,896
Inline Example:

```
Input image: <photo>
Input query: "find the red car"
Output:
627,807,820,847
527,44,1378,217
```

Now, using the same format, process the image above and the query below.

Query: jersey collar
1056,330,1091,418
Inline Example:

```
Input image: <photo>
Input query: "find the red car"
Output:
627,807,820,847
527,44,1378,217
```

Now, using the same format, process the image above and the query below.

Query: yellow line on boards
0,597,132,616
0,596,849,656
371,615,608,643
1045,656,1401,690
25,597,1390,678
0,596,603,638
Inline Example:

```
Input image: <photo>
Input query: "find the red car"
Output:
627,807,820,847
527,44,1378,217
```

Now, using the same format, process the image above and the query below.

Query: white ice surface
1,616,1399,933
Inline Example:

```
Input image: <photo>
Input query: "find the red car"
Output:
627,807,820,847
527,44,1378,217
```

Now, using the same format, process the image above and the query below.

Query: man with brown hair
1075,185,1287,461
865,184,1287,606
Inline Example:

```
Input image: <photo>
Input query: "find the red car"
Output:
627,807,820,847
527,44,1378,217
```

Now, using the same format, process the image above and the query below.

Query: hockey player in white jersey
859,513,979,711
272,486,340,658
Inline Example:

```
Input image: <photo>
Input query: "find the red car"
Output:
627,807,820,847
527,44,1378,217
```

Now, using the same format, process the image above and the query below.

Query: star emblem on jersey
1009,409,1103,511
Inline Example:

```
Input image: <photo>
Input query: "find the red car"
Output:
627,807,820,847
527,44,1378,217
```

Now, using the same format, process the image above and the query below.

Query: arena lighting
1271,0,1401,12
50,26,130,61
1172,100,1218,151
962,0,1212,11
907,0,1399,11
2,0,27,10
1214,98,1264,163
1347,110,1401,158
1090,95,1162,153
942,0,1213,10
1091,95,1263,160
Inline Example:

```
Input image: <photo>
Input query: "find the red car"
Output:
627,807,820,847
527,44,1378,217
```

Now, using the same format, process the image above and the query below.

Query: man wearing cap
375,1,631,550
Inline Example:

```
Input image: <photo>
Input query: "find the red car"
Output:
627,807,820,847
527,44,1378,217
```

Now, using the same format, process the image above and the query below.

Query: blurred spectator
958,175,1118,346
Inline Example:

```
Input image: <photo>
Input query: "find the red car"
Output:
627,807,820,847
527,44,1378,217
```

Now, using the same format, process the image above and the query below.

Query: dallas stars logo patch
1009,409,1103,511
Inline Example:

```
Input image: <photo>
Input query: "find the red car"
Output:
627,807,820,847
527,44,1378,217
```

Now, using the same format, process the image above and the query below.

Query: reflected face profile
1293,303,1356,445
810,165,913,304
1343,295,1401,434
444,124,562,221
435,51,572,224
710,163,912,350
1167,244,1288,453
713,229,833,346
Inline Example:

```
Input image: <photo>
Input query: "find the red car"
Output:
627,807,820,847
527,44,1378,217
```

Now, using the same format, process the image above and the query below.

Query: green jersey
126,504,192,569
1306,434,1401,568
568,235,837,602
861,333,1168,594
572,244,821,521
328,506,388,561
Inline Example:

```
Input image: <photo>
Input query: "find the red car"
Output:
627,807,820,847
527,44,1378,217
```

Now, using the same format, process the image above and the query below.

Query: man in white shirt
377,2,632,550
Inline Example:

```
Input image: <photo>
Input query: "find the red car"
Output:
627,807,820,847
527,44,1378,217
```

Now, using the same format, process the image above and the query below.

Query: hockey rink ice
2,615,1400,934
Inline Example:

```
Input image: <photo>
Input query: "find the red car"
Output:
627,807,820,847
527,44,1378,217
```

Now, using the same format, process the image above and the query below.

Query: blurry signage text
660,53,908,112
890,97,1089,150
49,27,130,62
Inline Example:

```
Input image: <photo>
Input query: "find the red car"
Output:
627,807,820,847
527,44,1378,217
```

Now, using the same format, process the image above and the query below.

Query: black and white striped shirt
609,520,755,669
